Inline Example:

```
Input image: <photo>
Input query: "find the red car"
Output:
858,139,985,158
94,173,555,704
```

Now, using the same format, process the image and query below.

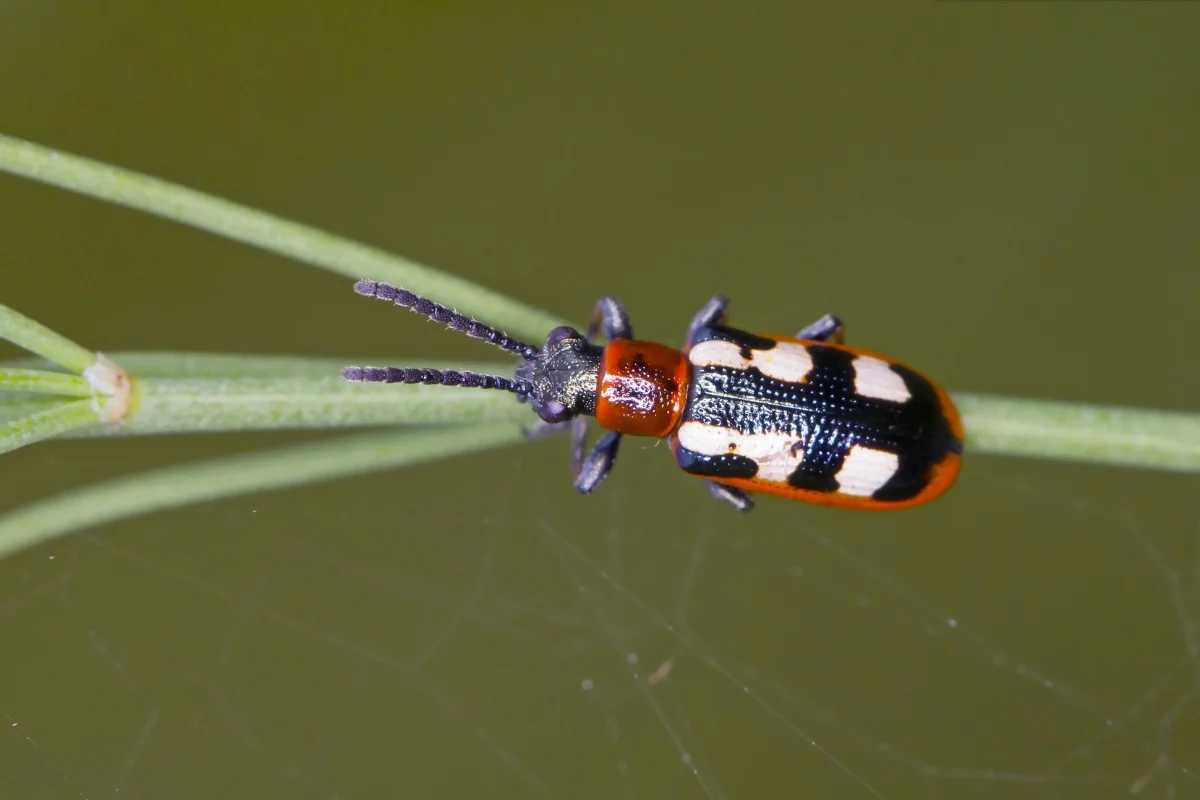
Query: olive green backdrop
1,3,1198,799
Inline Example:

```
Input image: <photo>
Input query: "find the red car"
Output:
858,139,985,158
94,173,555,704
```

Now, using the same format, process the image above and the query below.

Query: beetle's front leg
586,297,633,343
574,431,622,494
569,417,589,475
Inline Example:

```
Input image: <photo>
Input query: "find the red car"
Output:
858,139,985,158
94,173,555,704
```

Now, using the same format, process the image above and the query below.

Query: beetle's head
342,281,608,424
515,326,602,424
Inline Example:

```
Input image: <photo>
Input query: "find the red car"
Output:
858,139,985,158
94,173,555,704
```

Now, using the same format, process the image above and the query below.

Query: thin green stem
0,356,529,443
0,133,567,343
0,422,527,561
91,372,532,435
0,353,1195,562
7,352,422,378
955,394,1200,473
0,301,94,373
2,354,1198,472
0,396,61,425
1,399,98,455
0,367,93,397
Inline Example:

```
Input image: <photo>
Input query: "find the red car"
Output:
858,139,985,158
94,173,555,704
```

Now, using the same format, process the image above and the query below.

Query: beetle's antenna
342,366,533,397
354,280,540,360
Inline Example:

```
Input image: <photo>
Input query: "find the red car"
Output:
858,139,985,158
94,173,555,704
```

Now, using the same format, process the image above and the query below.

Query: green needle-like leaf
0,133,566,343
1,399,98,455
0,367,94,397
0,422,527,560
0,301,95,373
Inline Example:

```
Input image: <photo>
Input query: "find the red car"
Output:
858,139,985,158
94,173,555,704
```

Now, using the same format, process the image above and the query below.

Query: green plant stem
0,301,95,373
0,357,1194,562
3,354,1198,472
0,133,567,343
1,399,98,455
955,394,1200,473
0,422,526,561
95,373,533,435
0,356,529,443
0,367,93,396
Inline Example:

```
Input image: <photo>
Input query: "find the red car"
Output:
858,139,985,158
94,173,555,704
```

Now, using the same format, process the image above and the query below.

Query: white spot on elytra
687,339,747,370
676,422,804,483
581,678,594,691
834,444,899,496
689,339,814,383
852,355,911,403
751,341,813,383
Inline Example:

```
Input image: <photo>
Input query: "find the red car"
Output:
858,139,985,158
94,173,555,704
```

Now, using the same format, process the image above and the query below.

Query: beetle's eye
546,326,579,347
538,399,570,424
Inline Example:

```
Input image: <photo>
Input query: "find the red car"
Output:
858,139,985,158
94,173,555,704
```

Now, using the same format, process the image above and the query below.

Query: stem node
83,353,134,423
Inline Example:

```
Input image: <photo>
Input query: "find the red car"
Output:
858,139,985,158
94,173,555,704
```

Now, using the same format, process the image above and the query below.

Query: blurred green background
2,3,1198,798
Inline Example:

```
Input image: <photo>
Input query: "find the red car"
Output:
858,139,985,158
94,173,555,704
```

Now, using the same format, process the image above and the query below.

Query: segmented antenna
342,366,533,397
354,280,539,360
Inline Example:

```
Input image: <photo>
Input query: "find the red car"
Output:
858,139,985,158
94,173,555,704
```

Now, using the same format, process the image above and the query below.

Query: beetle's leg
571,299,628,493
706,481,754,512
526,407,612,491
574,431,622,494
586,296,633,343
796,314,845,344
686,295,729,349
569,417,590,475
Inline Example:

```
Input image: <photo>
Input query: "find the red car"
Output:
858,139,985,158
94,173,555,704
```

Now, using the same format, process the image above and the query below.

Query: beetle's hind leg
706,481,753,512
796,314,844,344
686,295,730,349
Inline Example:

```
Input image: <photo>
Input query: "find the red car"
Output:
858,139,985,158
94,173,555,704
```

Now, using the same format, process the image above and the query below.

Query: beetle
342,280,963,512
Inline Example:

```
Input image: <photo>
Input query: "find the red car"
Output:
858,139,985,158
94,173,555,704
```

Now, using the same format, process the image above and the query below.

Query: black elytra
675,324,963,504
